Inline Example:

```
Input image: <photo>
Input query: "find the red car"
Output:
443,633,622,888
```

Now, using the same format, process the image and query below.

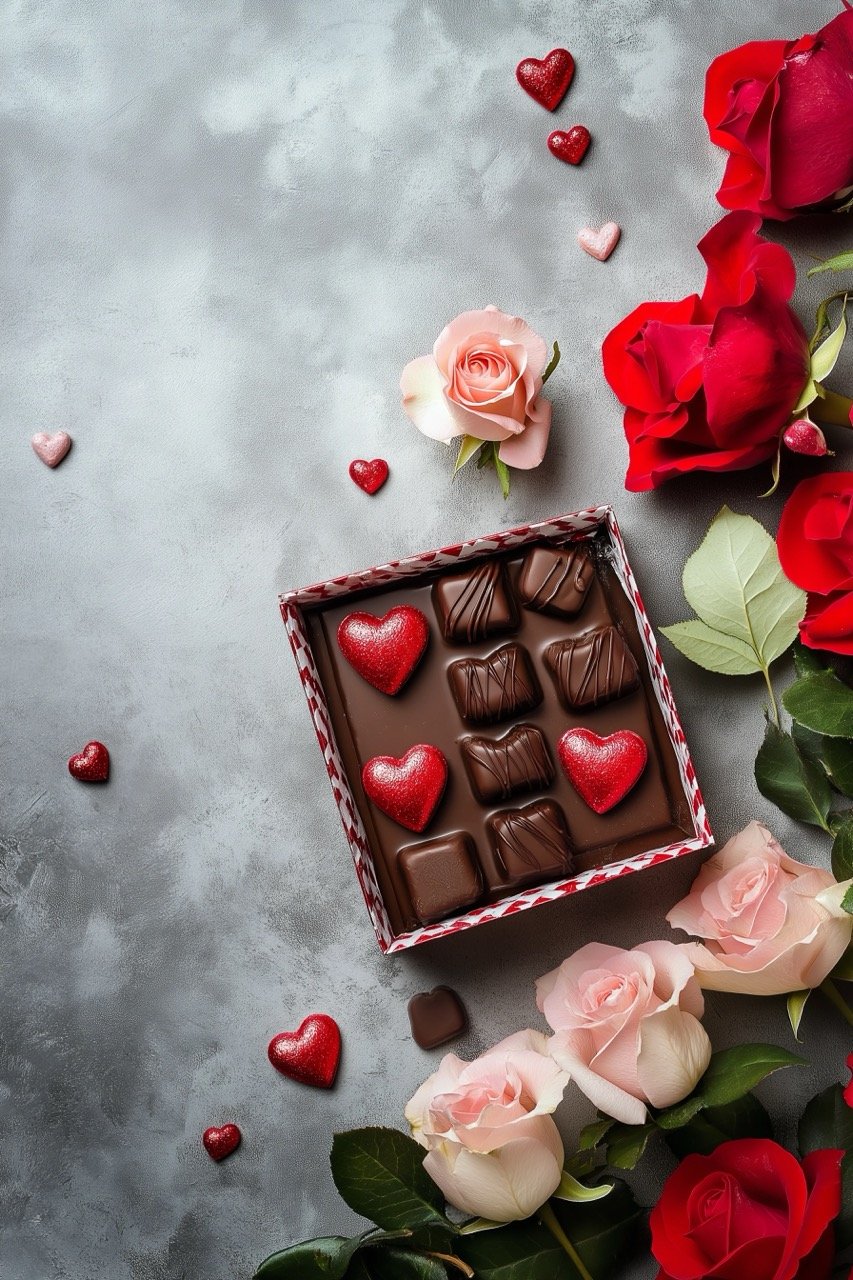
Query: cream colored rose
405,1030,568,1222
667,820,853,995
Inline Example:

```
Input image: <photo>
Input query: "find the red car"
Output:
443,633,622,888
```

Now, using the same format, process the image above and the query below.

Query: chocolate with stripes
488,799,574,889
461,724,554,803
432,560,518,643
518,543,595,618
545,625,640,711
448,642,542,726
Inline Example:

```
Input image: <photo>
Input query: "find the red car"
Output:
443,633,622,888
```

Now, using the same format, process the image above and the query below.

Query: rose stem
539,1202,595,1280
820,978,853,1028
761,664,780,728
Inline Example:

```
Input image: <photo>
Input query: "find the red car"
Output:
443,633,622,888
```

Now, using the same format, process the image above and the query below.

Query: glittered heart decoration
362,744,448,832
515,48,575,111
548,125,591,165
268,1014,341,1089
337,606,429,695
349,458,389,494
558,728,647,814
68,740,110,783
32,431,72,468
577,222,621,262
202,1123,241,1161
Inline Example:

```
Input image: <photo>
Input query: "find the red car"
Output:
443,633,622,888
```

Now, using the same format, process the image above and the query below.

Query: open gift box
280,507,712,954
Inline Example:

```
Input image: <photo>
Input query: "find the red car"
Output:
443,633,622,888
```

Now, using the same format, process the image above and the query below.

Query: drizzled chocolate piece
545,625,640,711
407,986,468,1049
488,799,574,889
432,560,518,643
448,643,542,726
398,832,483,924
461,724,554,804
518,544,595,618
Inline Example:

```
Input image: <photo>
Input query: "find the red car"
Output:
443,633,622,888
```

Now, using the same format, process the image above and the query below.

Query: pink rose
404,1030,568,1222
400,306,554,469
667,821,853,996
536,941,711,1127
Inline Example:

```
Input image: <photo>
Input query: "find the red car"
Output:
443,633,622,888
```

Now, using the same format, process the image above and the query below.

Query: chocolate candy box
280,508,712,954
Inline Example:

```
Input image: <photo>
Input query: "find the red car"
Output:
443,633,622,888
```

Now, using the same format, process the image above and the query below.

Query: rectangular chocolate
488,799,574,889
448,642,542,725
432,560,518,643
545,625,640,710
518,543,595,618
461,724,554,803
398,832,483,924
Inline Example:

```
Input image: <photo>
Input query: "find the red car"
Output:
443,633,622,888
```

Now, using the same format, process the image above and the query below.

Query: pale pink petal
636,1008,712,1110
400,355,467,442
423,1128,562,1222
434,309,548,378
498,400,553,469
549,1030,647,1125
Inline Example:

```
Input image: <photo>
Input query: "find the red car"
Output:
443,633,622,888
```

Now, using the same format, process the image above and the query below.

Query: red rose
602,211,810,491
651,1138,843,1280
704,6,853,220
777,472,853,656
845,1053,853,1109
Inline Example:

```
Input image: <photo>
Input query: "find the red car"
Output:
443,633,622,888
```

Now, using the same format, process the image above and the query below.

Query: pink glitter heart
31,432,72,468
577,222,621,262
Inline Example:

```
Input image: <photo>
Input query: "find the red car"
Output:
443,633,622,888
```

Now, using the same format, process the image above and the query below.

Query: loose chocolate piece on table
399,832,484,924
545,625,640,711
518,543,595,618
488,799,574,889
408,986,468,1049
432,560,518,643
461,724,554,803
448,642,542,725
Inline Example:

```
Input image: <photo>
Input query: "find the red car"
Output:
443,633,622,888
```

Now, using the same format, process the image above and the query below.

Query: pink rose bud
783,419,830,456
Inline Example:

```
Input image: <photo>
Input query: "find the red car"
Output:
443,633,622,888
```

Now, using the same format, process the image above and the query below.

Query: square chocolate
432,560,518,643
488,799,574,889
398,832,483,924
461,724,554,804
545,625,640,710
448,642,542,725
518,544,595,618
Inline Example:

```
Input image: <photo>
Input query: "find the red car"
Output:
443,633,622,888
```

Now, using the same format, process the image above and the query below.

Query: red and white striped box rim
279,506,713,954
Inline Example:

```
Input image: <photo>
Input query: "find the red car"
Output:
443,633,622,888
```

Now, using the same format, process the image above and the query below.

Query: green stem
539,1202,595,1280
812,387,853,428
820,978,853,1028
761,665,780,728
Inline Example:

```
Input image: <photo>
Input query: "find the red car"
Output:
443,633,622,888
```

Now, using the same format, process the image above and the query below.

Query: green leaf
833,815,853,882
759,439,783,499
811,299,848,382
680,506,805,668
654,1095,707,1130
604,1123,656,1169
347,1250,448,1280
783,672,853,737
799,1082,853,1251
824,739,853,797
832,943,853,982
330,1129,450,1234
660,620,761,675
454,435,485,474
493,451,511,500
541,340,561,386
458,1219,505,1236
457,1219,578,1279
793,641,827,677
552,1170,613,1203
843,884,853,915
791,719,825,765
576,1118,614,1152
792,378,818,414
787,990,810,1041
755,722,833,831
663,1093,773,1160
698,1043,806,1107
809,250,853,277
551,1183,647,1277
255,1237,361,1279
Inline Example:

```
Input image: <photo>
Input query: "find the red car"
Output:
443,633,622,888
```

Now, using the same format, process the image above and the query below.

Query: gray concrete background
2,1,852,1277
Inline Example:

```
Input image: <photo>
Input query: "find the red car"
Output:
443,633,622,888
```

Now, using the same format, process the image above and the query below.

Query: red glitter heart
548,125,591,165
268,1014,342,1089
515,48,575,111
67,740,110,783
337,606,429,695
202,1123,241,1161
349,458,389,494
362,744,448,832
558,728,647,814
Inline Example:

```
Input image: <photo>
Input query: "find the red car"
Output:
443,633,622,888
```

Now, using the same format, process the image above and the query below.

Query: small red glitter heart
268,1014,342,1089
202,1123,241,1161
349,458,389,494
548,125,591,165
558,728,647,814
362,744,448,832
337,606,429,696
515,48,575,112
68,740,110,783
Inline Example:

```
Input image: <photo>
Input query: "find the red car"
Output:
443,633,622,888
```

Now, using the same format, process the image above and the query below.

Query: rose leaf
541,340,561,386
832,815,853,883
254,1236,362,1279
552,1170,613,1203
348,1249,449,1279
662,1094,773,1160
787,990,810,1042
809,296,848,384
798,1082,853,1251
792,640,828,677
831,944,853,983
697,1043,806,1108
823,738,853,796
330,1128,452,1233
808,250,853,277
603,1122,656,1169
782,672,853,738
660,620,761,675
454,435,486,475
576,1117,614,1152
754,722,833,832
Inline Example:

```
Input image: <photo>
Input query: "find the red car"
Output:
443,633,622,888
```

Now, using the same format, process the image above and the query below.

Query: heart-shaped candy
515,48,575,111
362,744,448,832
577,222,621,262
68,740,110,783
202,1123,241,1161
268,1013,341,1089
32,431,72,468
548,125,591,165
558,728,647,814
349,458,389,494
337,606,429,695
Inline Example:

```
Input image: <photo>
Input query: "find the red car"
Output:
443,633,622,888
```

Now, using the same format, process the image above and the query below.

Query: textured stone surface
1,2,851,1277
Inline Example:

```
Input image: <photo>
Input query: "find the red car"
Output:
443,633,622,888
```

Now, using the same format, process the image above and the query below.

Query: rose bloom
651,1138,843,1280
777,472,853,656
536,941,711,1127
602,211,809,490
667,822,853,995
405,1030,569,1222
400,306,553,469
704,6,853,220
